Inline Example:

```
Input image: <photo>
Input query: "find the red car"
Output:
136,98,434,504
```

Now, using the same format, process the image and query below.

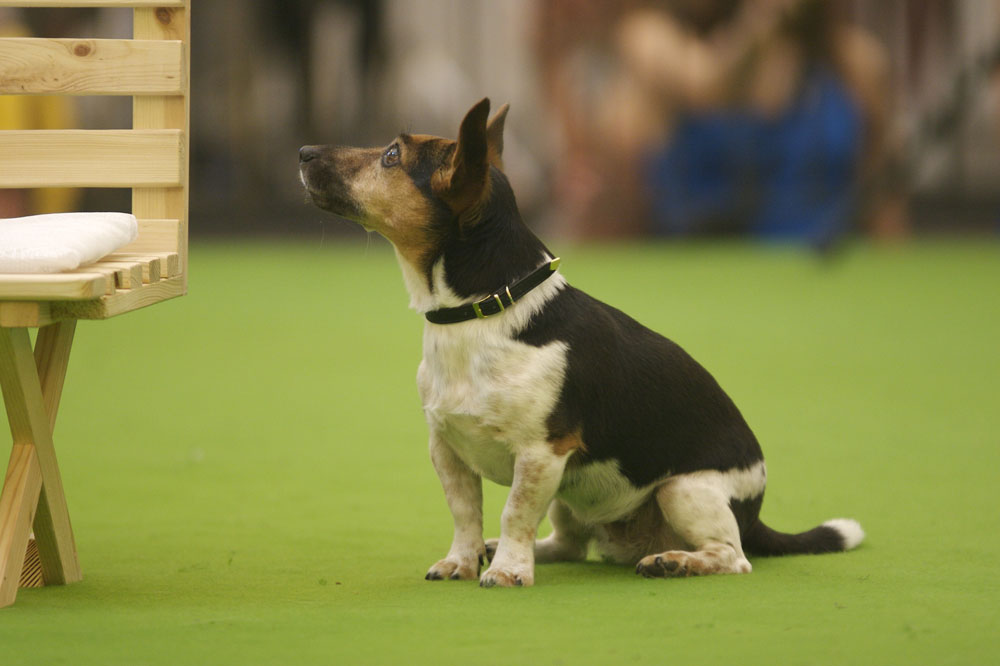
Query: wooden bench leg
0,322,80,608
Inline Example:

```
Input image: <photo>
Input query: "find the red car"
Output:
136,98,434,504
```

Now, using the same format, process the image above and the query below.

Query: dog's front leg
481,445,570,588
425,432,485,581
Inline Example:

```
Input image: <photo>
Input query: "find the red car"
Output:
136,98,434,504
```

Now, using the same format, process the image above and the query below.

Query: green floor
2,239,998,665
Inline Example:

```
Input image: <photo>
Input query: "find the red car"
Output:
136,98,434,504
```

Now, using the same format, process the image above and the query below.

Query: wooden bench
0,0,190,607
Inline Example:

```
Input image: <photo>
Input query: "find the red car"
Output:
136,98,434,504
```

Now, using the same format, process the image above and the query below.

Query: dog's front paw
425,552,484,581
479,564,533,588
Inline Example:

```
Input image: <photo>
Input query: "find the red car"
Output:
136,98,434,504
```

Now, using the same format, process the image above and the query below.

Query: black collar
424,258,561,325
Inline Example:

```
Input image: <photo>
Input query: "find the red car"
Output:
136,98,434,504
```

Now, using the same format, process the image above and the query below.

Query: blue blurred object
647,66,862,247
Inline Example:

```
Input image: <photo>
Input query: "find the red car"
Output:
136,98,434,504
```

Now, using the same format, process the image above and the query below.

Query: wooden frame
0,0,190,607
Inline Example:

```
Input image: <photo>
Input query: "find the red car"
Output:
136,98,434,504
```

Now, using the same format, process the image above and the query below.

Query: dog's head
299,98,509,272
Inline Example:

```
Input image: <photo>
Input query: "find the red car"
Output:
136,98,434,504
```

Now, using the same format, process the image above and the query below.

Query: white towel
0,212,139,273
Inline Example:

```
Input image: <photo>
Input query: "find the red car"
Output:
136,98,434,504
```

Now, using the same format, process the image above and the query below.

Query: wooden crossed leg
0,322,81,608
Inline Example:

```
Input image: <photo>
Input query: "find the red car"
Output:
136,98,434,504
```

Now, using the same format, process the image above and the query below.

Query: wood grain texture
97,257,159,284
118,219,181,255
106,252,179,277
32,322,75,434
65,266,118,295
0,274,107,301
0,444,41,607
52,274,184,320
133,3,189,283
0,302,55,329
94,260,143,288
0,129,183,188
0,38,184,95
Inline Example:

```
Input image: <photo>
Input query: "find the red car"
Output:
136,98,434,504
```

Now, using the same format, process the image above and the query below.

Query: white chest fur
418,319,568,486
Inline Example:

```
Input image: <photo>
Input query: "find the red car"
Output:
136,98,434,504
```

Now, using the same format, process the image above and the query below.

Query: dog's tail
742,517,864,556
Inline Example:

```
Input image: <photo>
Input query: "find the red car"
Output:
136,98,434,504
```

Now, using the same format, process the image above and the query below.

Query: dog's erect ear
433,98,491,216
486,103,509,171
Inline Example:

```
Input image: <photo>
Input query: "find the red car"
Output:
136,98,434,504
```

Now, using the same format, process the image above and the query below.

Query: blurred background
2,0,1000,248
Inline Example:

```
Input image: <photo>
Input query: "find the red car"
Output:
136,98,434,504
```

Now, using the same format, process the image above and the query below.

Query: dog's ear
433,98,491,216
486,103,509,171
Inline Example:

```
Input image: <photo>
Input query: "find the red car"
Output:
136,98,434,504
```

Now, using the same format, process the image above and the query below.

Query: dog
299,98,863,587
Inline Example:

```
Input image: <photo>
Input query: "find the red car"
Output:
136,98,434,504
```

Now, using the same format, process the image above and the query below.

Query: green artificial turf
1,238,998,665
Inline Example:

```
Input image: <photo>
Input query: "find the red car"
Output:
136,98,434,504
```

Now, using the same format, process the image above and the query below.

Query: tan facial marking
343,138,442,273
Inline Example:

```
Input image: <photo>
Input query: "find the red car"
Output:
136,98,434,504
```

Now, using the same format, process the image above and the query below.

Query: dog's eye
382,143,400,168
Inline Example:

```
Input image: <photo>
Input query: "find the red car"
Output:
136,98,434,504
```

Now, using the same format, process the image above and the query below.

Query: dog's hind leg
425,432,486,581
485,498,592,564
535,498,594,563
635,471,756,578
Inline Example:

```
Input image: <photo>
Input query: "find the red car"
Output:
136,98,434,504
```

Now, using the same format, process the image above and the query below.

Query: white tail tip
823,518,865,550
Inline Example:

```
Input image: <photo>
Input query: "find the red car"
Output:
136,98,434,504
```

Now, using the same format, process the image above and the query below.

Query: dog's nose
299,145,321,164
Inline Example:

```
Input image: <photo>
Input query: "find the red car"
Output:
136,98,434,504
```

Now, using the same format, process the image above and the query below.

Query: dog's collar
424,258,561,325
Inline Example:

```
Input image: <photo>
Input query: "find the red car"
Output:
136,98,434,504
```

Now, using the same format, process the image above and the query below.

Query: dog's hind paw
484,538,499,562
635,549,752,578
636,553,694,578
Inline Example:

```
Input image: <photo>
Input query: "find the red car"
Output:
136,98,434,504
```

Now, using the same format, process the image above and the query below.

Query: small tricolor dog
299,99,863,587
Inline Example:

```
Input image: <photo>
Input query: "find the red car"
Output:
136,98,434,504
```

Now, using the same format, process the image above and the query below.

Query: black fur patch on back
516,286,764,487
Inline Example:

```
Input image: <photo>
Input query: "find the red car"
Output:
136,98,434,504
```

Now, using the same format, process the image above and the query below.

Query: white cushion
0,212,138,273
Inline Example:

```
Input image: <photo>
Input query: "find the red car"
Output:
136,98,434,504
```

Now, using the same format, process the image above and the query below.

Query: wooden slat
0,130,182,188
118,218,180,255
96,261,142,288
65,265,117,294
107,264,133,289
97,258,157,284
106,251,178,277
76,261,139,289
0,38,184,96
0,1,184,6
0,274,106,301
